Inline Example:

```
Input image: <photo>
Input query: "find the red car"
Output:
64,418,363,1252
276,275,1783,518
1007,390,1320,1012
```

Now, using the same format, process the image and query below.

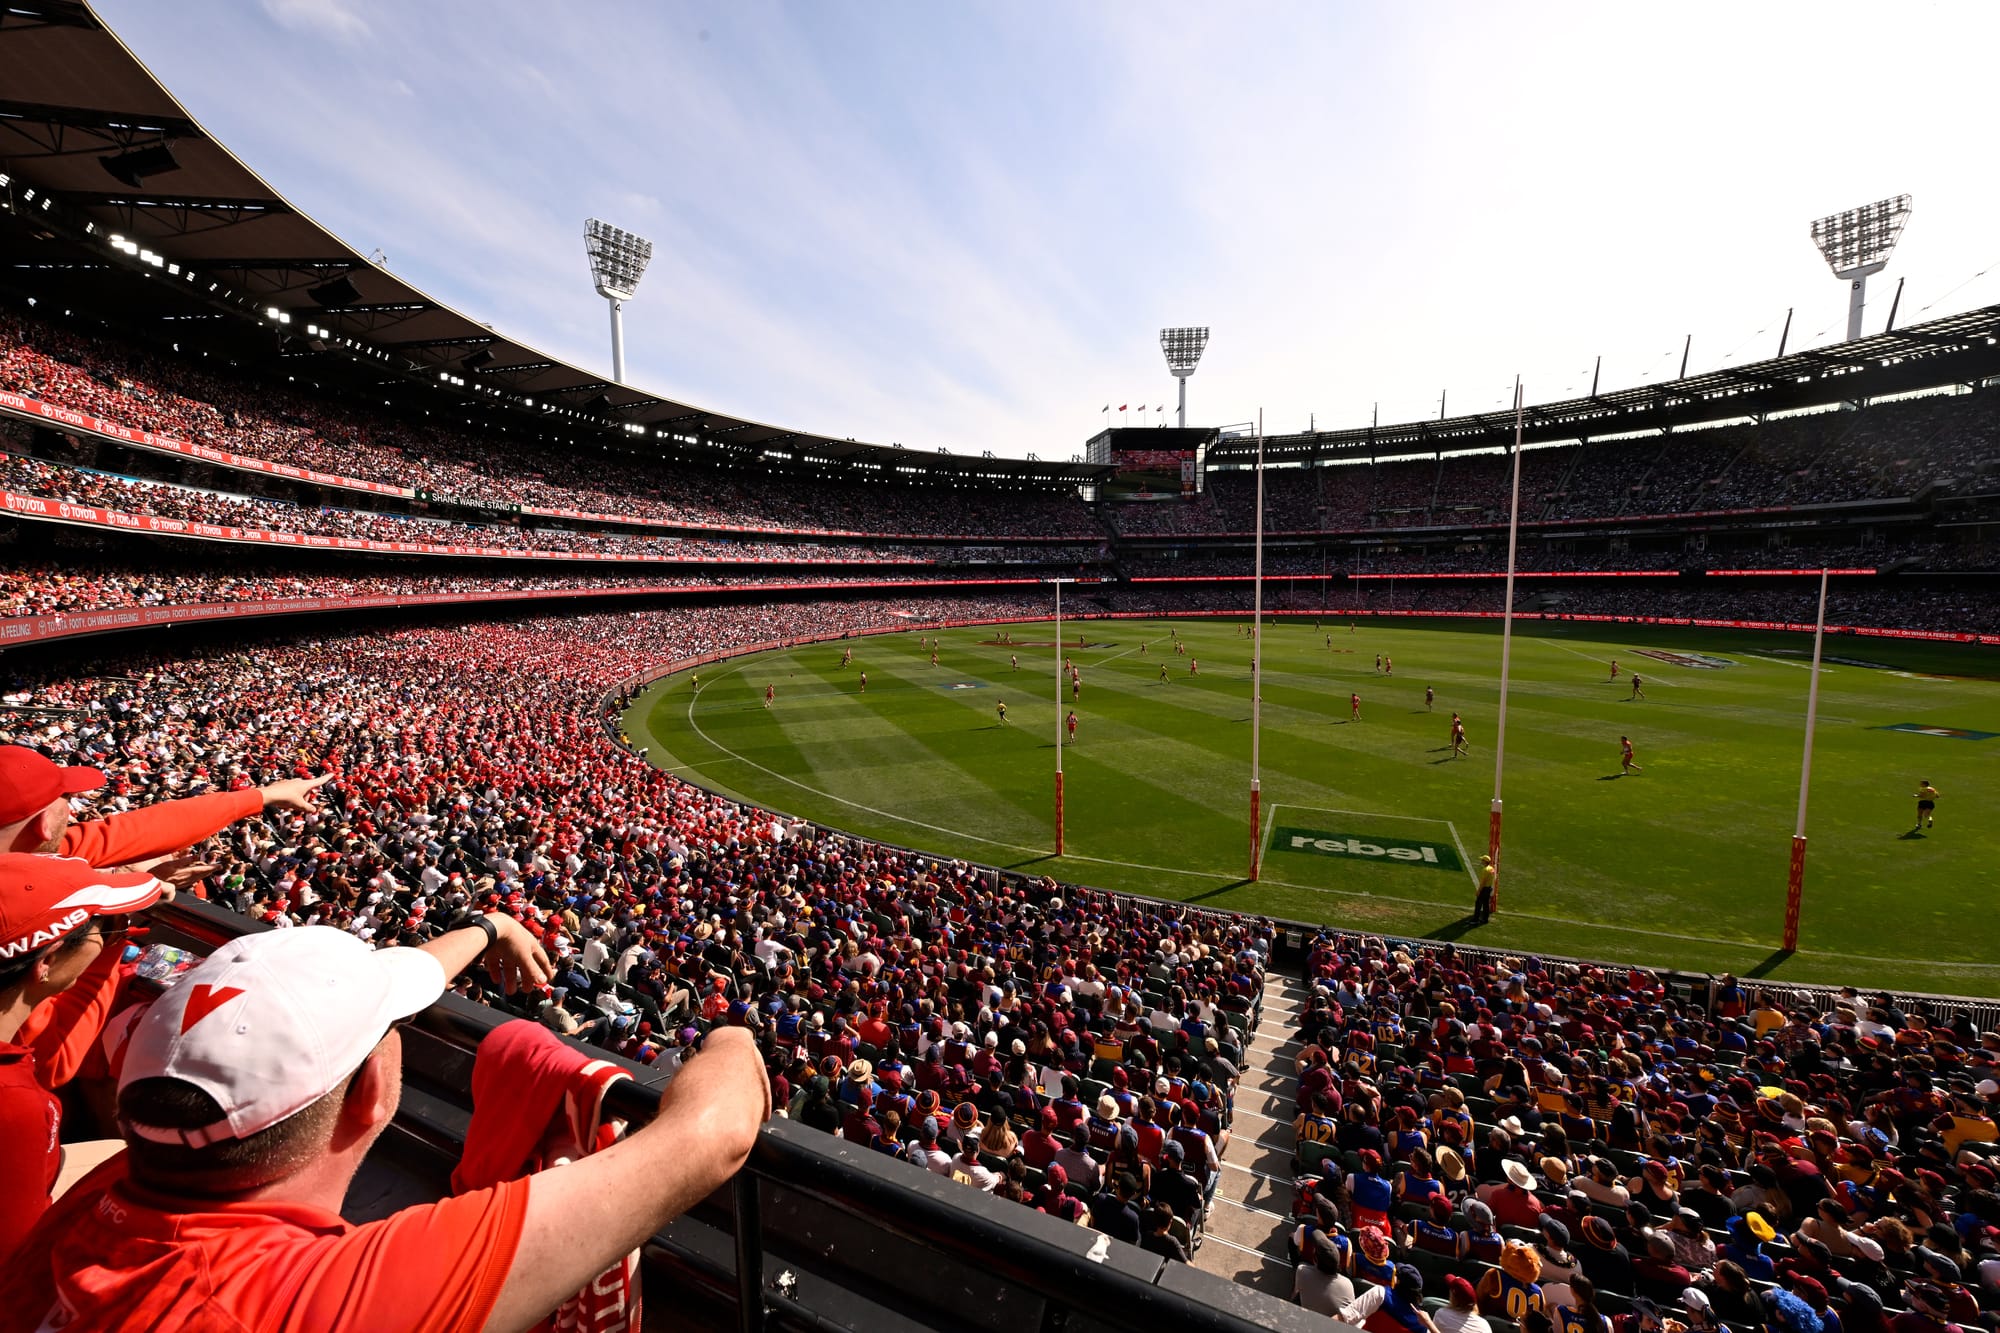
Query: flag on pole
1102,405,1110,412
1119,404,1127,411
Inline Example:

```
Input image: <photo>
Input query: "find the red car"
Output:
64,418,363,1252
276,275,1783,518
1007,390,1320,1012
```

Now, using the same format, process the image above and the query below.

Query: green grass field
626,615,2000,993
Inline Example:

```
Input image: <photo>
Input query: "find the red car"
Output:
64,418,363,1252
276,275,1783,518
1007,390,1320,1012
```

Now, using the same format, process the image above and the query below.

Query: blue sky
96,1,2000,459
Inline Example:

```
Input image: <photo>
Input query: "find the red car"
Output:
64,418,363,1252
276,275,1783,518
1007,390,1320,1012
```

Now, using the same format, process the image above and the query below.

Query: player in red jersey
1067,710,1078,741
1608,659,1619,679
1451,713,1468,758
1383,655,1392,676
1350,692,1361,722
930,650,938,668
764,684,775,708
1621,735,1641,774
1189,659,1199,676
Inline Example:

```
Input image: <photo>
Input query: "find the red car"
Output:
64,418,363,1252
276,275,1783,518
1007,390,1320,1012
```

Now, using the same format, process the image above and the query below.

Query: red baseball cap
0,853,164,959
0,746,105,827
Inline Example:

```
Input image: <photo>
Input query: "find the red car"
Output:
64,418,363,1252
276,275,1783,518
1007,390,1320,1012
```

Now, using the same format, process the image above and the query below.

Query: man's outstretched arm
483,1026,771,1333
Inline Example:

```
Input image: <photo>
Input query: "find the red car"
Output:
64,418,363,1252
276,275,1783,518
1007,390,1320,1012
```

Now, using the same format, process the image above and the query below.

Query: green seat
1299,1138,1341,1174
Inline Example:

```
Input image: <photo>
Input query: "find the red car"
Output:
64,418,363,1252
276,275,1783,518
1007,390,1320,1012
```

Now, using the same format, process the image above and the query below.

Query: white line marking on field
1276,803,1459,826
1448,820,1477,888
1533,636,1673,684
683,659,1048,856
1744,653,1832,673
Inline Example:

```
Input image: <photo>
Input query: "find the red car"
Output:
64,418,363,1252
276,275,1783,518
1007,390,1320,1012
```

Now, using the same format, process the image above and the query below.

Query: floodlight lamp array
585,218,654,300
1810,194,1911,277
1160,326,1209,378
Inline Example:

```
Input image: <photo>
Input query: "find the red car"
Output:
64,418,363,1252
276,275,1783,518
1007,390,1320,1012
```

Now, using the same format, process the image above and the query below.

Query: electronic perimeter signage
1085,426,1216,502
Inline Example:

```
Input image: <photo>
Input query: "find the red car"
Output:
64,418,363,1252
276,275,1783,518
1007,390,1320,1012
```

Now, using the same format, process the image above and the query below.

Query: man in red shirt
0,744,330,868
0,855,169,1256
0,921,769,1332
0,746,331,1121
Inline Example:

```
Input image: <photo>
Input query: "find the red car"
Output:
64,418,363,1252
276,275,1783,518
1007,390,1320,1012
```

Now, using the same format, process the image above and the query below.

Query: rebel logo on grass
1270,827,1463,871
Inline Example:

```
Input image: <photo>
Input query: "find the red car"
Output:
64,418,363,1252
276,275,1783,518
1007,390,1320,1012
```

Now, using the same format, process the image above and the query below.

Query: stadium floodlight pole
1159,327,1210,428
1488,378,1526,912
1249,409,1265,882
1783,567,1831,952
1052,577,1073,857
1810,195,1912,342
584,218,654,384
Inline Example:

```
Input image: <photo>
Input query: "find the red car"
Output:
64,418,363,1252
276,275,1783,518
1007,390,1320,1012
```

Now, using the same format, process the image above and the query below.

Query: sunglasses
86,914,133,944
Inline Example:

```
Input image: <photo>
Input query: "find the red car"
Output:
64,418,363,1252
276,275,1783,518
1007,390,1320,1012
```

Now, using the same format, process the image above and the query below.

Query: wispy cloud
259,0,370,44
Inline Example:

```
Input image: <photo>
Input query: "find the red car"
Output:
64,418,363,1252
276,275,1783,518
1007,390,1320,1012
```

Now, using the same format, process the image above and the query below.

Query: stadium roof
0,1,1106,485
1208,304,2000,466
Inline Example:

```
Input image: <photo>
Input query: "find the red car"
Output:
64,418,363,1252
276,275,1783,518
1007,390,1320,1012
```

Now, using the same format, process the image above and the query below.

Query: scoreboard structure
1083,426,1218,502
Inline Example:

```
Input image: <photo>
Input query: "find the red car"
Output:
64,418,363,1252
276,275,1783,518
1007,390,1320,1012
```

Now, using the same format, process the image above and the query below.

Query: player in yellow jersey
1916,780,1938,830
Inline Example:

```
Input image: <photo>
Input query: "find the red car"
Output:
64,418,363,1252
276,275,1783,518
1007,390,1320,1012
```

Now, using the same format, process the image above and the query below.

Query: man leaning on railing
0,919,771,1333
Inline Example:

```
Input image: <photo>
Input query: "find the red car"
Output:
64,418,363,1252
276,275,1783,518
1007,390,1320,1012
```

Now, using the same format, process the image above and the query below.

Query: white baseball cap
120,926,446,1149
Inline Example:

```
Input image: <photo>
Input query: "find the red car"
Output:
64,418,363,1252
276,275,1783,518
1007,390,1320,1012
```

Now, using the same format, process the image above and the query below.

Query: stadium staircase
1192,959,1309,1298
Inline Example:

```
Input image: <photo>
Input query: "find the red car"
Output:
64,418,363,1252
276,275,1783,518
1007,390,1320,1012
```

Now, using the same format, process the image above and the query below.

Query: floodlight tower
1159,327,1210,427
1810,195,1911,342
584,218,654,383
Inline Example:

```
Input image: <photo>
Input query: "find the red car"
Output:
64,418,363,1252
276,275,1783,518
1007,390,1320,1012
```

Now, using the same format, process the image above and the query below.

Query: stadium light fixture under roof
1810,194,1911,342
1159,326,1210,427
584,218,653,385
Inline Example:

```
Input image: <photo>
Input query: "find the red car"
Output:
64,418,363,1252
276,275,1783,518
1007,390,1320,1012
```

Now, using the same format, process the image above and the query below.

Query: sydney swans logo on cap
181,984,245,1034
0,907,90,958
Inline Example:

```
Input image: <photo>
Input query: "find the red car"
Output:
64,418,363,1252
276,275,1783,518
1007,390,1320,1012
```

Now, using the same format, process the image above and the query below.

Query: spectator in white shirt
1434,1274,1493,1333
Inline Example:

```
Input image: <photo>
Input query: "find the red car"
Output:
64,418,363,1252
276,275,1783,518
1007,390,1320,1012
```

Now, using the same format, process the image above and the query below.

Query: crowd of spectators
1107,391,1997,539
1283,931,2000,1333
1124,542,1988,580
0,564,1992,1304
0,450,949,565
0,590,1265,1258
0,311,1100,540
0,555,1014,620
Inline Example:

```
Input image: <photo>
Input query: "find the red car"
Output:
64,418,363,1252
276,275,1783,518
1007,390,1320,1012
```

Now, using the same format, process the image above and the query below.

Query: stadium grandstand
1,6,1999,1333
